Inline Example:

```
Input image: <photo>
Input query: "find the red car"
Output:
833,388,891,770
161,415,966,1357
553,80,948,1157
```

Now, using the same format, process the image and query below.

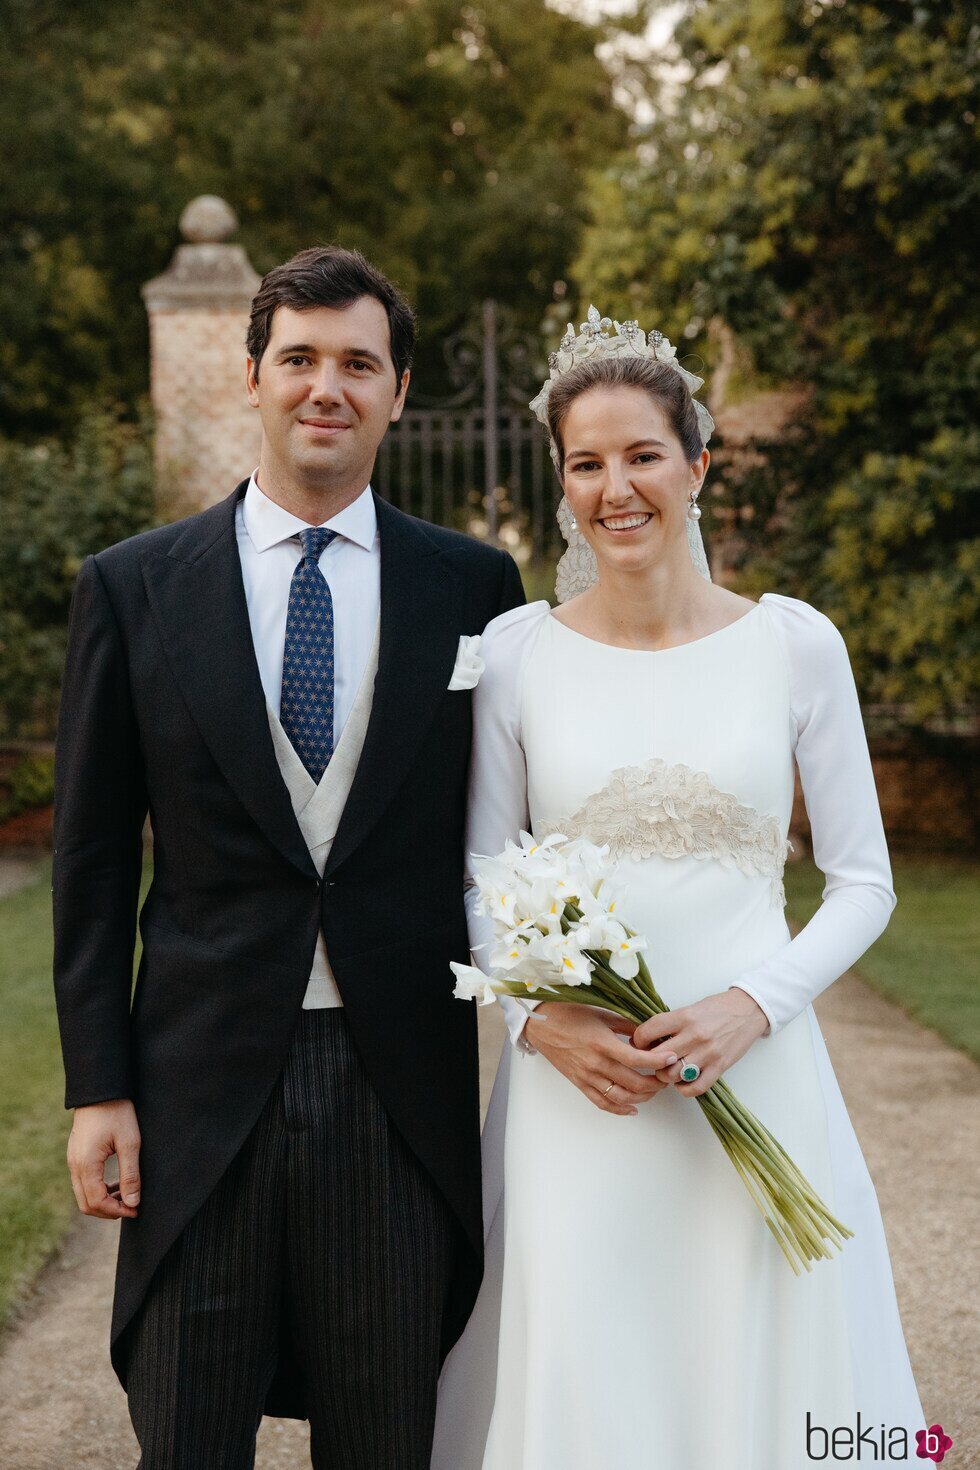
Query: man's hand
67,1099,141,1219
524,1002,670,1116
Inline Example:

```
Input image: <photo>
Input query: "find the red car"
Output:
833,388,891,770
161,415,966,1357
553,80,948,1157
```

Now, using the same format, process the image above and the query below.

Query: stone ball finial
179,195,239,244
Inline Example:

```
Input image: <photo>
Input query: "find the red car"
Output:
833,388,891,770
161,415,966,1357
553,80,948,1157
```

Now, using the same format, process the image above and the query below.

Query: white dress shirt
235,472,381,740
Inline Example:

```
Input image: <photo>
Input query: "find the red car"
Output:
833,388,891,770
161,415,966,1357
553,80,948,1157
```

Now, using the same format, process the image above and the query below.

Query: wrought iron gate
373,300,559,565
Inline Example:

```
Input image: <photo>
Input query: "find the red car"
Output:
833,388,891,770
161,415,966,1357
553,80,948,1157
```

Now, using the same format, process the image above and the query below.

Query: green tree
0,0,628,438
0,411,156,738
576,0,979,724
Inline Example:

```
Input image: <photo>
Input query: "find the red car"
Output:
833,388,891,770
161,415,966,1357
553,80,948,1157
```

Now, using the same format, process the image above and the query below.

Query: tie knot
299,526,336,562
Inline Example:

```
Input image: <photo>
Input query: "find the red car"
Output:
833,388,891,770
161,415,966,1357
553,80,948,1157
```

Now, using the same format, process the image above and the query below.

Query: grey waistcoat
265,617,381,1007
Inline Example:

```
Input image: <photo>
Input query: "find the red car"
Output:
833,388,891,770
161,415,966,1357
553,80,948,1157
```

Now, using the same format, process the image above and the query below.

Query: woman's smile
596,510,655,535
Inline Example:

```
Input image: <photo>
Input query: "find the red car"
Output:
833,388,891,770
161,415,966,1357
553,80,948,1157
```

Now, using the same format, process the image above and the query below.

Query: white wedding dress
432,595,924,1469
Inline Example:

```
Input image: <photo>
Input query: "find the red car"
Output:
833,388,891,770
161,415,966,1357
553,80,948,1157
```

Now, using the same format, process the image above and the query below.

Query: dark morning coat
51,480,526,1418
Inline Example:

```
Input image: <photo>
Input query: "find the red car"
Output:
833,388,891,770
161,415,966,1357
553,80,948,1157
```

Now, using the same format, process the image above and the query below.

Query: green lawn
785,855,980,1062
0,859,149,1334
0,862,74,1330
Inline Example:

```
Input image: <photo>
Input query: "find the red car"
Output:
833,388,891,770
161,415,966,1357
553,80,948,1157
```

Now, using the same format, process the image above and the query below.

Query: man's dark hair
247,246,416,385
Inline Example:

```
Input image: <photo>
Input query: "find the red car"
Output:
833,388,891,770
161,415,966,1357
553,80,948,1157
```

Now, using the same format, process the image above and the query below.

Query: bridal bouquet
452,833,852,1275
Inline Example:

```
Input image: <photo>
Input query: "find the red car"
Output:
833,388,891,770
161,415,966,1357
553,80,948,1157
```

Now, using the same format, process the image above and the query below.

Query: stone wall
143,196,261,512
147,307,260,510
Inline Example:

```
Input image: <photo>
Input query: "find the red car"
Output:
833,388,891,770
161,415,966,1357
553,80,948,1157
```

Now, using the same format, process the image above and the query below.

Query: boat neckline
546,599,764,654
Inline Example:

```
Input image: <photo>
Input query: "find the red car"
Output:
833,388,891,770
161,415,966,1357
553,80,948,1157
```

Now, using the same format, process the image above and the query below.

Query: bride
432,313,924,1467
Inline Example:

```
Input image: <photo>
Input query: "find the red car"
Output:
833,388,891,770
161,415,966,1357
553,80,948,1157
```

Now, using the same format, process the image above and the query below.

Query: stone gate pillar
142,195,262,510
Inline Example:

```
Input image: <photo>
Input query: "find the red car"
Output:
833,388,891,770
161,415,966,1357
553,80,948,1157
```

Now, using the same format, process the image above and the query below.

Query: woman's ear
690,447,710,493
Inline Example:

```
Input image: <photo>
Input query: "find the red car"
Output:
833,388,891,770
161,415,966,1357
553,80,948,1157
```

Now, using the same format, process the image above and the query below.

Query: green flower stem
714,1080,802,1173
712,1077,843,1227
635,954,670,1013
697,1086,785,1172
583,959,649,1013
703,1111,822,1259
701,1096,834,1254
705,1085,852,1243
573,969,645,1018
718,1138,811,1270
726,1143,830,1260
715,1132,804,1275
705,1111,811,1228
735,1151,838,1260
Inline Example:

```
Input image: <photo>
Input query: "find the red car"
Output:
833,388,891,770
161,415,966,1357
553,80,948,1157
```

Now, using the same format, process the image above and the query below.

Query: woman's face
559,386,709,577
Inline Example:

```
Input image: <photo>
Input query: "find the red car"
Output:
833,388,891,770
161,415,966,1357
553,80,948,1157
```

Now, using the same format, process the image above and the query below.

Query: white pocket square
448,634,485,691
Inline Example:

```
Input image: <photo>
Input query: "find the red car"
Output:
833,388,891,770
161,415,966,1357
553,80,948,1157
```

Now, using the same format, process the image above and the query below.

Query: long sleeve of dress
463,602,551,1050
729,594,897,1036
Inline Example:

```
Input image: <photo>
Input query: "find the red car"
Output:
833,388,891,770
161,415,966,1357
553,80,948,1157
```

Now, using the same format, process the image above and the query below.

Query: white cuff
728,982,776,1038
500,994,542,1054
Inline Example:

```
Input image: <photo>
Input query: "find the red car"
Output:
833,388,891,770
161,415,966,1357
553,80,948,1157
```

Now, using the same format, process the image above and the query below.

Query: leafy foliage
0,0,628,437
0,411,157,737
0,755,55,824
576,0,979,723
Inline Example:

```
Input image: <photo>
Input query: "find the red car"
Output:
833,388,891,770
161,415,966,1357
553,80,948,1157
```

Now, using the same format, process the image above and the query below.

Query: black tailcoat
52,481,525,1418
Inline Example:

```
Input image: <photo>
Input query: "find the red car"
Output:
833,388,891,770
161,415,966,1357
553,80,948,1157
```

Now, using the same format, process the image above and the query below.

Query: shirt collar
242,472,377,553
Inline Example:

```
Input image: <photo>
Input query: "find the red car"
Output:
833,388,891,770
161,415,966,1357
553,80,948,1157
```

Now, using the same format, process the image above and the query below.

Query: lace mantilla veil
530,309,715,602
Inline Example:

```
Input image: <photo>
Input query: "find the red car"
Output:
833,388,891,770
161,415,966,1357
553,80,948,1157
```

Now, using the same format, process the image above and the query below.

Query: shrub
0,409,157,738
0,754,56,825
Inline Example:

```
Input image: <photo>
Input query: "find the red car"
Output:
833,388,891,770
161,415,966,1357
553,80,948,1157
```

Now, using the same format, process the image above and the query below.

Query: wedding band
678,1058,701,1083
602,1082,615,1096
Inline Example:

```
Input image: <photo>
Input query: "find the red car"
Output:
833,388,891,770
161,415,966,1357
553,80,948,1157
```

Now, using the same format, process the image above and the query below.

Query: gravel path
0,975,975,1468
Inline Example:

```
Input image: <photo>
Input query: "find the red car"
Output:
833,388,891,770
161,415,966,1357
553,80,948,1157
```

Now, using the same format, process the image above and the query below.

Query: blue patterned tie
279,526,337,783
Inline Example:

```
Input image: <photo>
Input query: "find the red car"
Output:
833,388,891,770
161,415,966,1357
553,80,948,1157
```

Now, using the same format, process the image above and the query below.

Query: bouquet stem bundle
453,835,852,1276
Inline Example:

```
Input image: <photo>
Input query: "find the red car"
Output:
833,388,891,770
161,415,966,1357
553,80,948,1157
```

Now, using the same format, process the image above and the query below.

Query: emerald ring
678,1058,701,1083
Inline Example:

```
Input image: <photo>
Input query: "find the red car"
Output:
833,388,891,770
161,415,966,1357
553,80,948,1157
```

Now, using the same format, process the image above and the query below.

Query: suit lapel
141,482,317,881
324,495,462,878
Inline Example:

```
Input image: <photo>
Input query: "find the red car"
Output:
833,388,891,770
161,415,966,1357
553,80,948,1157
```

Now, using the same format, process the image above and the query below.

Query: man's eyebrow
272,344,386,369
342,347,386,368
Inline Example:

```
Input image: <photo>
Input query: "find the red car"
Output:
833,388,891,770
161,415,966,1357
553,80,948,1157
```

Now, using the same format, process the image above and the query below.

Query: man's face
246,297,409,493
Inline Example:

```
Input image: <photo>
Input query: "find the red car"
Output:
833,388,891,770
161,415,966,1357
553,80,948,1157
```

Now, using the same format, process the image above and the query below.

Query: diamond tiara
529,305,716,458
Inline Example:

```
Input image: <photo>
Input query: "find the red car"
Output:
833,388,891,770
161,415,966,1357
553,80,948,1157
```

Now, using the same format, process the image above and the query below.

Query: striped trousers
126,1008,458,1469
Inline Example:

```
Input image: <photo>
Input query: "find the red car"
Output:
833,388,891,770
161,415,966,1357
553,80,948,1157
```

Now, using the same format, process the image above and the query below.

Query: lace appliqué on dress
547,758,792,905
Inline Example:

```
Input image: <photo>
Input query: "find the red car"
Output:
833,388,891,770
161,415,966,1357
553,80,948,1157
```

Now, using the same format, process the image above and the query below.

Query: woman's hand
524,1002,671,1116
631,988,770,1098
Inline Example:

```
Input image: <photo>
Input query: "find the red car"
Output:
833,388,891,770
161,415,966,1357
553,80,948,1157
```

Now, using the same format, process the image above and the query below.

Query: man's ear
389,368,411,424
246,356,260,408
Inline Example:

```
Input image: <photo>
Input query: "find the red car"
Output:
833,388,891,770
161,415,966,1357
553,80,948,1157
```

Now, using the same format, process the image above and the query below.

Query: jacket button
313,879,322,893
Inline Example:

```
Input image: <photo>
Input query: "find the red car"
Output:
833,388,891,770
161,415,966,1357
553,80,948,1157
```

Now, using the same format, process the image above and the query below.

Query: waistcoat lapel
267,615,381,864
267,617,381,1006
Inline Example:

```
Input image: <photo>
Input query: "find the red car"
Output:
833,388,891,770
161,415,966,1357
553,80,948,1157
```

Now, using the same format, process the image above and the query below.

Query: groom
53,245,525,1467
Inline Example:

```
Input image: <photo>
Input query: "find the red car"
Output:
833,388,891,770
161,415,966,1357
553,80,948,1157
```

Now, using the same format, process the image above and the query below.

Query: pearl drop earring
688,489,702,522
